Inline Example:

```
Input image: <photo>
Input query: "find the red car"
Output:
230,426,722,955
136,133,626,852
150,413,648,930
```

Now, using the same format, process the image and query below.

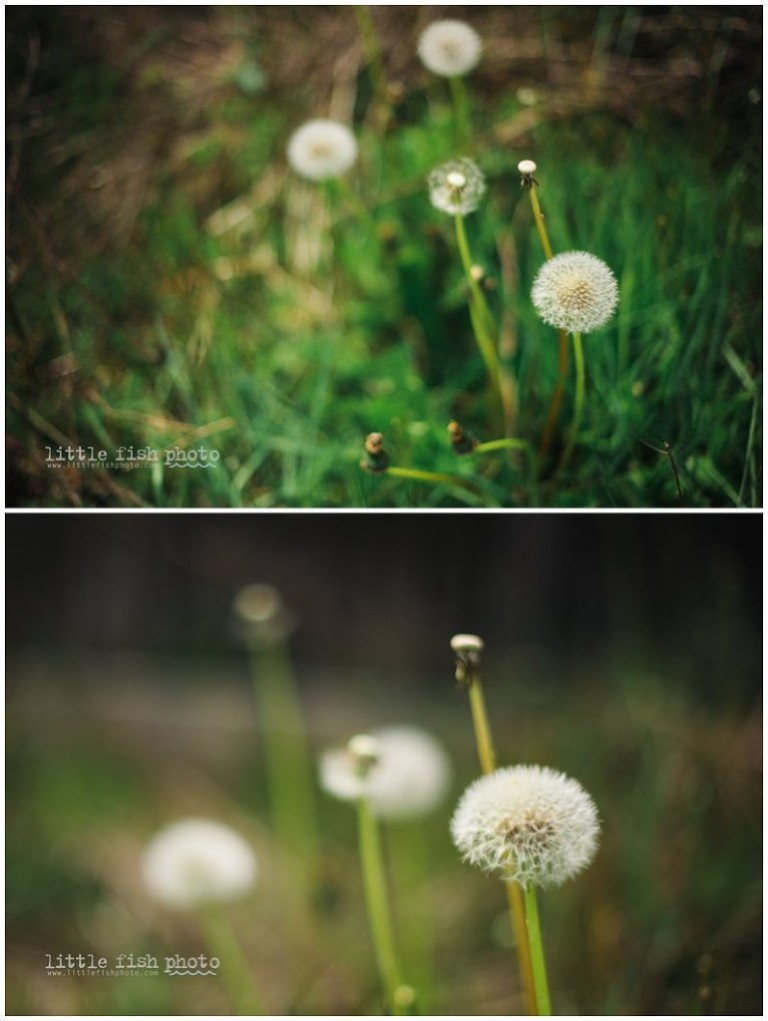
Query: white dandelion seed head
418,19,483,78
450,765,600,889
531,251,619,334
142,818,257,910
517,159,537,175
428,158,486,216
319,725,452,820
287,119,358,181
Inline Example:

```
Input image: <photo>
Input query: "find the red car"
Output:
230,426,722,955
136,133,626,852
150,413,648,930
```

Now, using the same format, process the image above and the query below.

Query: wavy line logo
164,955,220,977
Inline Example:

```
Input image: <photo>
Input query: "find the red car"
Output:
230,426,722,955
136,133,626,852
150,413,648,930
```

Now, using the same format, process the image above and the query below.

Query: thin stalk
249,642,320,858
385,465,484,498
559,332,585,471
454,214,506,428
448,74,471,147
466,677,537,1014
539,329,569,459
199,906,263,1014
523,886,552,1016
354,6,388,109
528,185,554,261
357,796,408,1015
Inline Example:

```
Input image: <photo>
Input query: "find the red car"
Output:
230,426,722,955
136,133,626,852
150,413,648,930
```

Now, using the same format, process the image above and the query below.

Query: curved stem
523,886,552,1015
357,796,408,1014
454,214,506,430
385,465,483,497
559,332,585,471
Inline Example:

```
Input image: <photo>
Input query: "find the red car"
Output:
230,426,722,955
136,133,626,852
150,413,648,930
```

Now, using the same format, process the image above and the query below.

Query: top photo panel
6,6,762,509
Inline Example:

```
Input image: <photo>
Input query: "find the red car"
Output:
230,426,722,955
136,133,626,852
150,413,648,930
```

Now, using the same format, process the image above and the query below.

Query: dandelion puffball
428,158,486,216
142,818,257,910
319,726,452,820
287,119,358,181
418,19,482,78
531,251,619,334
450,765,599,889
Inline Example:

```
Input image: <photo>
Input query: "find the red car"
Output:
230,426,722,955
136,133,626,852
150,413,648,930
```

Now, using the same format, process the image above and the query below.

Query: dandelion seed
418,20,482,78
287,119,358,181
531,251,619,334
450,765,600,889
142,818,257,910
320,725,452,820
428,158,486,216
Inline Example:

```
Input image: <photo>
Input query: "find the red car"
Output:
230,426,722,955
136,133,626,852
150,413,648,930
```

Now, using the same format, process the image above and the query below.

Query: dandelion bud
531,251,619,334
418,19,483,78
517,159,537,176
361,432,390,473
451,633,484,688
287,119,358,181
448,421,477,455
450,765,600,889
142,818,257,910
428,158,486,217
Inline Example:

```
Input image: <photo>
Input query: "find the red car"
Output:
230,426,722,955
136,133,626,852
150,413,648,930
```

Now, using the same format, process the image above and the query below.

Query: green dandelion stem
448,74,471,147
539,329,570,460
523,886,552,1016
199,906,263,1014
560,332,585,471
467,677,537,1015
357,795,408,1015
528,184,554,261
385,466,484,496
453,214,505,427
249,641,320,858
354,6,388,108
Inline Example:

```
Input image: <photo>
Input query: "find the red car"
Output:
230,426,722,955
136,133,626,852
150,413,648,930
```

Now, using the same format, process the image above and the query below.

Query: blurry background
6,513,762,1014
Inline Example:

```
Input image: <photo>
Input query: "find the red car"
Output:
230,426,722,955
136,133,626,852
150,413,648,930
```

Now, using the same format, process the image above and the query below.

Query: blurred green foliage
6,7,762,506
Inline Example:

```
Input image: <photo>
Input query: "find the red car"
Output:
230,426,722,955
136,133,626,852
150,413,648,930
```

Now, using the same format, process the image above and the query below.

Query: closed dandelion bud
531,251,619,334
233,582,295,646
428,158,486,217
142,818,258,910
287,119,358,181
448,420,478,455
450,632,484,687
361,431,390,473
450,765,600,889
418,20,483,78
319,725,452,820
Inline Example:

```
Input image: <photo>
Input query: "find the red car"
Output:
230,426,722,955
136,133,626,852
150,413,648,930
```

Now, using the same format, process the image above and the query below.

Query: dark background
6,512,761,701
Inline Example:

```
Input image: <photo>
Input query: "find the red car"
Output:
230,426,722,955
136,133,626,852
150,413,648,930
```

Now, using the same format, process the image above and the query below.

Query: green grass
6,8,761,506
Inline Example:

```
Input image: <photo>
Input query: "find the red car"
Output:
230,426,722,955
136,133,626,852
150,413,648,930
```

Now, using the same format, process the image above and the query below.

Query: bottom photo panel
6,513,762,1017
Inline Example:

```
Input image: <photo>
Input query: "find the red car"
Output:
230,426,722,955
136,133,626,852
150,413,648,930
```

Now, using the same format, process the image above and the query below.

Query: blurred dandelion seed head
450,633,484,654
518,159,537,175
142,818,257,910
233,582,295,646
287,119,358,181
429,158,486,216
450,765,600,888
320,725,452,819
531,251,619,334
418,20,483,78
